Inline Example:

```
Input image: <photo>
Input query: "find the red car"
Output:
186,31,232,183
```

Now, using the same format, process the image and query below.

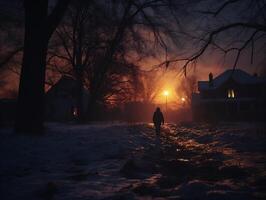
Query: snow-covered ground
0,122,265,200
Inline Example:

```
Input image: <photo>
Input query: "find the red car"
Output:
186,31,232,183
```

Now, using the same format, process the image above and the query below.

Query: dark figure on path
153,107,164,134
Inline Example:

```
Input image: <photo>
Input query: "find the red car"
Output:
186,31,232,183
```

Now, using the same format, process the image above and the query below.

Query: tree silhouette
48,0,190,120
177,75,197,106
15,0,69,133
158,0,266,74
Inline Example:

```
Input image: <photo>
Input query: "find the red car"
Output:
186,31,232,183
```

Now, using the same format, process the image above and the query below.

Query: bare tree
48,0,98,121
48,0,140,120
15,0,70,133
158,0,266,74
177,75,197,106
47,0,191,120
0,1,24,69
85,0,193,118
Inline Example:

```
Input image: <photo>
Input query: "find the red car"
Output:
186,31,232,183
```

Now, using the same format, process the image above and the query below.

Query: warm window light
163,90,169,96
227,89,235,98
73,107,78,116
227,90,230,98
181,97,186,102
232,90,235,98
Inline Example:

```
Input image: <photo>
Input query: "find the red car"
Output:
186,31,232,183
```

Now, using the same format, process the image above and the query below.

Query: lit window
73,107,78,117
232,90,235,98
227,89,235,98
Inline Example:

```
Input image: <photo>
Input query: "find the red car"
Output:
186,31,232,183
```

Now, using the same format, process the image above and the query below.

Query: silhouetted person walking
153,107,164,135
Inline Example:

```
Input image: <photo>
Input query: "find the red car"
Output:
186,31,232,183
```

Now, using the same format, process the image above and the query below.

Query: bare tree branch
0,47,23,68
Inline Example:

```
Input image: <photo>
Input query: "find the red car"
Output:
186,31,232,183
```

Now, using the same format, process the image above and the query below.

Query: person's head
156,107,160,112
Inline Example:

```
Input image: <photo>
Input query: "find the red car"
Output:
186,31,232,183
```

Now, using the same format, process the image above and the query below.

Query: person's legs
155,124,161,135
154,124,162,150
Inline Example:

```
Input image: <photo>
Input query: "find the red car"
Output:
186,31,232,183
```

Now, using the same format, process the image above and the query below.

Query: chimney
209,72,213,87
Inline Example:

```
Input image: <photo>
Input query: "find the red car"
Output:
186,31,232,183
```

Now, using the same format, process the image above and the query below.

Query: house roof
46,76,77,97
198,69,266,91
46,76,89,99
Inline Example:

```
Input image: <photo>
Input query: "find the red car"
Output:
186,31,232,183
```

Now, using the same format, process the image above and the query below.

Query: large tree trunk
76,68,84,122
75,22,84,122
86,78,100,121
15,1,48,133
15,0,69,133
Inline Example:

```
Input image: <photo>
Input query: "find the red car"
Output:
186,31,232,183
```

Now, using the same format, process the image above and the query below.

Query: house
45,76,89,121
192,69,266,121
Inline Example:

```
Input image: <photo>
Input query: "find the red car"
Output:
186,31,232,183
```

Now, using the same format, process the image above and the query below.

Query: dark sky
0,0,265,98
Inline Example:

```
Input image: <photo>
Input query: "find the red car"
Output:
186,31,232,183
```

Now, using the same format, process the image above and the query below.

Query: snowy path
0,122,265,200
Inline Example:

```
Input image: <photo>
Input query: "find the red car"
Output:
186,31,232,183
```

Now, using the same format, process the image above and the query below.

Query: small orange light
73,107,78,116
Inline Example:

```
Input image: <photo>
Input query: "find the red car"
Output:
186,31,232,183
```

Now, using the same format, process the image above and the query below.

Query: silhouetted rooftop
198,69,266,91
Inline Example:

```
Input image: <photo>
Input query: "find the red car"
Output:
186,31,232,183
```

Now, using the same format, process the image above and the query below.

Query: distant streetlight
163,90,169,97
181,97,186,106
163,90,169,116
